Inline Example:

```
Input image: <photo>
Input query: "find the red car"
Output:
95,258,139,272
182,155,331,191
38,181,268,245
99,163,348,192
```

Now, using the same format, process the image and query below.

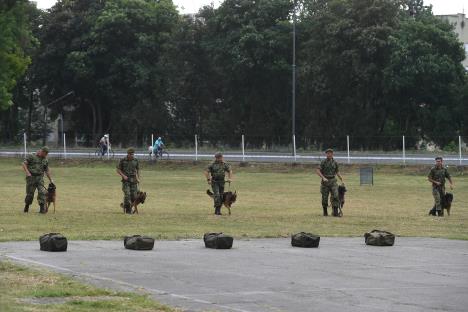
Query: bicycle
95,144,115,158
149,146,169,161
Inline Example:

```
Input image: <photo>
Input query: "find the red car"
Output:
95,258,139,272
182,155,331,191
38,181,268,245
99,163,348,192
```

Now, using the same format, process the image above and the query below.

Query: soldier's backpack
291,232,320,248
124,235,155,250
39,233,68,252
203,232,233,249
364,230,395,246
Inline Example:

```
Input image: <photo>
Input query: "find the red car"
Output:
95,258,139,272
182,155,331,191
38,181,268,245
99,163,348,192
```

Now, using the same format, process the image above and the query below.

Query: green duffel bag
203,232,233,249
364,230,395,246
291,232,320,248
124,235,154,250
39,233,68,252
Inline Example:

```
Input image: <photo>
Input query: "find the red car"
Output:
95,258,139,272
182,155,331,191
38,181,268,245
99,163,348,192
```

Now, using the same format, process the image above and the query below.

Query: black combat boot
437,210,444,217
428,207,436,216
322,205,328,216
39,204,46,214
125,204,132,214
24,204,29,213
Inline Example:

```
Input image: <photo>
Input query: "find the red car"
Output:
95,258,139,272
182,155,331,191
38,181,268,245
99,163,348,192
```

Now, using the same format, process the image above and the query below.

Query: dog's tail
206,190,214,198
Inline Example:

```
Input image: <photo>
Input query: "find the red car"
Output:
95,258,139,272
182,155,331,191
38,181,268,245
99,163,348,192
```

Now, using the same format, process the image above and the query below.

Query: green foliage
0,0,35,109
0,0,466,148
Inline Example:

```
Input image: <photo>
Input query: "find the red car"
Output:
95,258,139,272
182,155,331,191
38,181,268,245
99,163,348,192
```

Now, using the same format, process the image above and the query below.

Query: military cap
325,148,334,153
127,147,135,154
40,146,49,153
215,152,223,158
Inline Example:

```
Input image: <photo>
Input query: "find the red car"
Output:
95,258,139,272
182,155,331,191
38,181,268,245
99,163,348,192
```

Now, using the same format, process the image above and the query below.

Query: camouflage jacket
319,158,339,178
117,157,139,181
207,161,231,181
25,153,48,176
428,166,450,188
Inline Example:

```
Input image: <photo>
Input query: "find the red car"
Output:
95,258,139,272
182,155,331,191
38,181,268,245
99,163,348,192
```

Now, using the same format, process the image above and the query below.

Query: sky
33,0,468,15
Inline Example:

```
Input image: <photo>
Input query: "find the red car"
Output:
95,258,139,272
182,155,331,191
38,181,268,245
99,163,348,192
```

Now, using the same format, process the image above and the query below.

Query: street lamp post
292,0,297,157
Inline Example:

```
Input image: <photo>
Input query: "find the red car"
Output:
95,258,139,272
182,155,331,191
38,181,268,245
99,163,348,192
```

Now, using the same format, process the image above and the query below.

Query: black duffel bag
364,230,395,246
39,233,68,252
291,232,320,248
203,232,233,249
124,235,155,250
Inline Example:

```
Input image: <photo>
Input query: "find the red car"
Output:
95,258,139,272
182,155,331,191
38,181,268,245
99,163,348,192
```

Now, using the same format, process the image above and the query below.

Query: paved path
1,238,468,312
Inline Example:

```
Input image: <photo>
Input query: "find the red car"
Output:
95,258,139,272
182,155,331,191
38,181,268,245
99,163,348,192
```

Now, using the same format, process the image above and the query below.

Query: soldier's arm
22,161,32,176
337,172,344,183
446,171,454,189
315,167,327,181
45,168,53,183
427,170,440,185
204,169,212,184
116,167,128,180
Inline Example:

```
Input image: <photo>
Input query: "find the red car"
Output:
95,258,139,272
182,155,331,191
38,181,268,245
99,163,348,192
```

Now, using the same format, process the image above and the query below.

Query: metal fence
0,133,467,165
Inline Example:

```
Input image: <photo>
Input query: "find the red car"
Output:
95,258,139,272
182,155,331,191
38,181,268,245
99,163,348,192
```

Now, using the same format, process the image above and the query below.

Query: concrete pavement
1,238,468,312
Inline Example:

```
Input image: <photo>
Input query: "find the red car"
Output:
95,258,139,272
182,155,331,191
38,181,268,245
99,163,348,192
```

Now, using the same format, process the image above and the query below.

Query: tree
0,0,35,110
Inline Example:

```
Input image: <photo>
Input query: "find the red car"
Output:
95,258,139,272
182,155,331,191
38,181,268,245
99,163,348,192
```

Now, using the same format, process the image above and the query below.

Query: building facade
438,13,468,69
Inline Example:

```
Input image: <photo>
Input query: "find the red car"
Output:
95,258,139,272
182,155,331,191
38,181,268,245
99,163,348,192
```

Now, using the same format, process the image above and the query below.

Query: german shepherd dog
429,192,453,216
206,190,237,215
120,191,147,214
338,184,347,217
45,183,56,213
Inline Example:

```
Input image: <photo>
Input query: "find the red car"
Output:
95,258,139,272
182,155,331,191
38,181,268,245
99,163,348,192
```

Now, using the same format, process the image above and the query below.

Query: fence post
293,135,297,162
459,136,462,166
23,132,27,157
402,135,406,165
347,135,350,164
63,133,67,159
195,134,198,161
151,134,154,150
242,134,245,162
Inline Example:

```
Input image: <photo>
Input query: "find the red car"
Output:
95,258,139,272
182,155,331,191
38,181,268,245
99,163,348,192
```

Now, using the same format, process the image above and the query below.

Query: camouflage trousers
211,181,225,209
432,186,445,212
122,181,139,207
25,175,46,205
321,177,339,209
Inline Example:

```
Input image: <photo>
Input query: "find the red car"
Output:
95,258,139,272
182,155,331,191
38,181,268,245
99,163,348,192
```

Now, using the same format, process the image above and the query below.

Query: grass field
0,261,177,312
0,158,467,241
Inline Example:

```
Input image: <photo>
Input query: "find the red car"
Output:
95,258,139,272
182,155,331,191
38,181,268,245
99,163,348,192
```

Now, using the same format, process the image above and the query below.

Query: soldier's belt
30,173,43,176
324,176,336,179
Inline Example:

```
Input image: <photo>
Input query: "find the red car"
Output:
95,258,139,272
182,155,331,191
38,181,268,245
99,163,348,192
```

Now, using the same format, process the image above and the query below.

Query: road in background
0,149,467,165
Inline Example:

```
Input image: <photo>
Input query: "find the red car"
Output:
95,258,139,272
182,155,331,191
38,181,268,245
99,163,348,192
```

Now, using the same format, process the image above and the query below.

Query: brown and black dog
120,191,147,214
206,190,237,215
338,184,347,217
45,183,56,213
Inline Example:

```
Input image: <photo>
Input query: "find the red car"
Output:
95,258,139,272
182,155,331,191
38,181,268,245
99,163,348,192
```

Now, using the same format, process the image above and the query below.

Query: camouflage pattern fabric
25,175,46,205
428,166,450,212
318,158,339,178
207,161,231,209
207,161,231,181
25,153,48,176
117,157,140,208
321,177,339,210
24,153,48,205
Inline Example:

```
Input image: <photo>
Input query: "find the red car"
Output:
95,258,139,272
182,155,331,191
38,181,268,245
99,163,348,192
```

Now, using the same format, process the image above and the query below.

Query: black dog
429,192,453,216
337,184,347,217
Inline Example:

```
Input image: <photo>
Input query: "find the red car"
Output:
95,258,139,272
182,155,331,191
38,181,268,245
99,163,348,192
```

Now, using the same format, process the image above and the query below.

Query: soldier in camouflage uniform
204,152,233,215
316,148,344,217
428,157,454,217
22,146,54,213
116,148,140,214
